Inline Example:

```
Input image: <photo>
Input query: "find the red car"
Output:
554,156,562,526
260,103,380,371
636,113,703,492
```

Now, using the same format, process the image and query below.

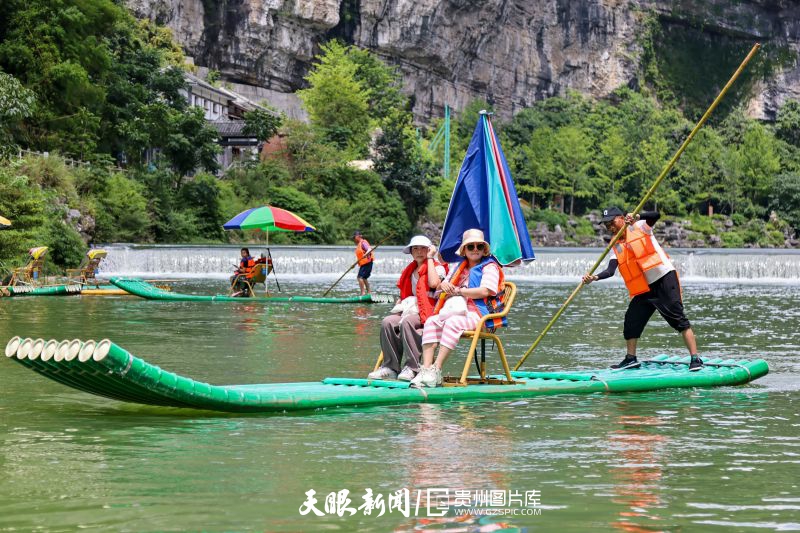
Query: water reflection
608,414,667,533
390,405,522,532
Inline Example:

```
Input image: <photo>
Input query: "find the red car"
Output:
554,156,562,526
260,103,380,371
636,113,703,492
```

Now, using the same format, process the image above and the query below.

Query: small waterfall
98,245,800,282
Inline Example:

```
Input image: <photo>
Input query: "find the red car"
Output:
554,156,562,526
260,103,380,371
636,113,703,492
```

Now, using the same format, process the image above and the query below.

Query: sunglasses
465,243,486,252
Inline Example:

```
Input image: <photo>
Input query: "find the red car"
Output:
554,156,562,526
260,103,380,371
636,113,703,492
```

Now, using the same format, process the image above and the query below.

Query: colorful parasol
0,215,11,230
439,111,535,266
223,206,316,233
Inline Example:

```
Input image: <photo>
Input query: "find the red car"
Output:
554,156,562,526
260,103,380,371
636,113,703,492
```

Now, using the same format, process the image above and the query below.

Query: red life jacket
397,259,446,324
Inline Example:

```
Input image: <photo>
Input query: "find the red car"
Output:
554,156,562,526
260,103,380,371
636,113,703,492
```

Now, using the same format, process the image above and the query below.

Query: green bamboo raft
4,336,768,414
3,284,82,297
110,277,385,303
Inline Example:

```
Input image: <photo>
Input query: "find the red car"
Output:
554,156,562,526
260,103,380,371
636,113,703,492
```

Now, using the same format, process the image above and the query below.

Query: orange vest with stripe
433,258,507,329
355,240,373,266
614,225,665,298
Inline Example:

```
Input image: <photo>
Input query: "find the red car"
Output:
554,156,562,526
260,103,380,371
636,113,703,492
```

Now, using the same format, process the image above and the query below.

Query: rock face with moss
124,0,799,121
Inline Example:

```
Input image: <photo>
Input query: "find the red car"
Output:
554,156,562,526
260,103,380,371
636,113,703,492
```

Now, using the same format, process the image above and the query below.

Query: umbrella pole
264,231,268,295
267,246,281,292
514,42,761,371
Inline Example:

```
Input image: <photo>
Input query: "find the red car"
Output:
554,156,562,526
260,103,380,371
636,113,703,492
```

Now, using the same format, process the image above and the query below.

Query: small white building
181,72,275,171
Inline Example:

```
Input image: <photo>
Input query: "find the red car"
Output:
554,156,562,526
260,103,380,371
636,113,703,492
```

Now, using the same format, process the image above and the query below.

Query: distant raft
4,336,769,414
110,277,386,304
3,284,82,297
79,284,130,296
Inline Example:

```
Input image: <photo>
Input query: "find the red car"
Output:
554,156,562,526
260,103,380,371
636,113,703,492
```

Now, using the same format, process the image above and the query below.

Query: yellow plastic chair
228,263,269,297
8,247,49,286
449,281,518,386
67,249,108,285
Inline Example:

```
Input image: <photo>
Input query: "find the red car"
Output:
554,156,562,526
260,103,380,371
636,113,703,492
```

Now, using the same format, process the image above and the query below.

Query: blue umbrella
440,111,535,266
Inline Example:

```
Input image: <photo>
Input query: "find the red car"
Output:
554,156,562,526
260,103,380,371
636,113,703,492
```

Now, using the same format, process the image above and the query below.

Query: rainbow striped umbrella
440,111,535,266
223,206,316,233
0,215,11,230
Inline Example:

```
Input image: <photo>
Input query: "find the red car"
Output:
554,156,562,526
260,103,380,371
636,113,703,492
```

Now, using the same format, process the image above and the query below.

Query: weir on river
98,244,800,282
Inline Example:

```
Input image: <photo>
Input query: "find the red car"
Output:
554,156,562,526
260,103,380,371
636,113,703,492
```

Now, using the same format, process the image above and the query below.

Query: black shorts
623,270,691,340
357,262,373,279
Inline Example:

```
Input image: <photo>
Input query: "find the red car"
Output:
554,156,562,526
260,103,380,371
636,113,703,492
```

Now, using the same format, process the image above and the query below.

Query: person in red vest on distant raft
353,230,374,296
411,229,507,388
369,235,447,382
582,207,703,371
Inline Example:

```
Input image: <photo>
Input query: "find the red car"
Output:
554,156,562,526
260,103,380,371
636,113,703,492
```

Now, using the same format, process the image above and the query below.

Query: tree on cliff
298,41,372,156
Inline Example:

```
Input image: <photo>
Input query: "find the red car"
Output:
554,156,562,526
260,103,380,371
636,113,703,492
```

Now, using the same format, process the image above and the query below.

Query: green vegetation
498,89,800,237
1,1,798,271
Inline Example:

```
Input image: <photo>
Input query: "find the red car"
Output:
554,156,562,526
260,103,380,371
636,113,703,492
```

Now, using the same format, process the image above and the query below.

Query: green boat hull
4,284,82,297
4,336,769,414
110,277,381,303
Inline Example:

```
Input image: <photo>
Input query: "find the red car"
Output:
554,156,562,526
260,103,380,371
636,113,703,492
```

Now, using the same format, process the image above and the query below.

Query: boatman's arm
582,259,618,284
627,211,661,228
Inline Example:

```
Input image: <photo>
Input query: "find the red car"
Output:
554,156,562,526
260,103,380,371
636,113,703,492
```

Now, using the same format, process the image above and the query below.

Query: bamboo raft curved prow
4,336,769,414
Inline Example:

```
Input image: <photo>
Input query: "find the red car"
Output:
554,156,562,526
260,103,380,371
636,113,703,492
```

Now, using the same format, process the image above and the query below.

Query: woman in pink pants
411,229,506,388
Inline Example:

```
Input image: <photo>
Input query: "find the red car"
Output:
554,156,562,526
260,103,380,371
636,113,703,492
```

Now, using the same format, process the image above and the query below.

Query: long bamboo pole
514,43,761,371
321,233,394,297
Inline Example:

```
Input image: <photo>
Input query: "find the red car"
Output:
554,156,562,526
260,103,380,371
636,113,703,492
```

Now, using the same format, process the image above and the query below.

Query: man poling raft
582,208,702,371
353,230,374,296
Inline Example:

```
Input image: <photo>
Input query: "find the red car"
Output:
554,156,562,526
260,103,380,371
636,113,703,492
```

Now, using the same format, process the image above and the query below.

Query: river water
1,246,798,531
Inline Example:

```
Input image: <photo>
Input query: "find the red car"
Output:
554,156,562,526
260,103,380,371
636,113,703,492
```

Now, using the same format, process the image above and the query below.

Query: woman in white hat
411,228,506,388
368,235,448,381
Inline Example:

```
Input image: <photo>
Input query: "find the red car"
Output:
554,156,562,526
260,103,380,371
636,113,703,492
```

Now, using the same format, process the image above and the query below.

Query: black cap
600,207,624,223
352,230,362,238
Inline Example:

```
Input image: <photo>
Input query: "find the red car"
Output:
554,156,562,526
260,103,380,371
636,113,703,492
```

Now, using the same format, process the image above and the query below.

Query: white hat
456,228,490,256
402,235,433,254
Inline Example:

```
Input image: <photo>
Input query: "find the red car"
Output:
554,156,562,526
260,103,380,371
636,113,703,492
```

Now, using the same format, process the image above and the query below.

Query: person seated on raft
230,247,264,297
368,235,447,382
411,228,506,388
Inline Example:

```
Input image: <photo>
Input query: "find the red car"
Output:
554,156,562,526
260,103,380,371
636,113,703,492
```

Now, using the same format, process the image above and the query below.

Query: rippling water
1,273,798,531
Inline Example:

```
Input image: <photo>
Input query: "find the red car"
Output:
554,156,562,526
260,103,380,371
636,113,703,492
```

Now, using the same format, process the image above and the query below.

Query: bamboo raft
110,278,386,303
4,336,768,414
3,284,83,297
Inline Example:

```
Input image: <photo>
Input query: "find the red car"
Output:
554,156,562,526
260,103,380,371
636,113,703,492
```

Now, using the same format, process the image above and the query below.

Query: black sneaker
688,356,704,372
610,355,640,370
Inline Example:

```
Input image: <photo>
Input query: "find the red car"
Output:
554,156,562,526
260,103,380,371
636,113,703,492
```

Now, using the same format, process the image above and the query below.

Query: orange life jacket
239,257,256,278
614,224,665,298
397,259,447,324
356,239,373,266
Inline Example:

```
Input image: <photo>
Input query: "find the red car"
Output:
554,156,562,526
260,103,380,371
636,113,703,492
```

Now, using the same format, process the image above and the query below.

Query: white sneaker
367,366,397,380
409,367,428,386
397,366,417,381
412,367,442,388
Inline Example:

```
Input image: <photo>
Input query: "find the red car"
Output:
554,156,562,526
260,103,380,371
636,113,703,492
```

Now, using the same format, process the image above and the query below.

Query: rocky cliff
125,0,800,121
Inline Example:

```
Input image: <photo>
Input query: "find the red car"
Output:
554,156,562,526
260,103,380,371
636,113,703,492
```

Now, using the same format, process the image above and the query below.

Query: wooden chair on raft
228,263,270,297
7,247,49,286
66,249,107,285
372,281,518,386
